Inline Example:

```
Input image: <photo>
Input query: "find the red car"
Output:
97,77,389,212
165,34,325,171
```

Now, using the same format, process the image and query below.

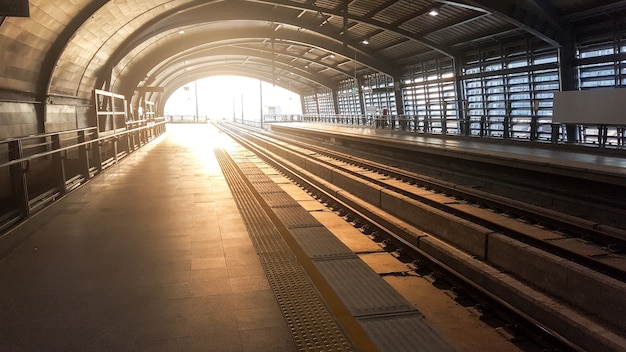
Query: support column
558,33,578,143
453,57,469,135
357,77,365,116
332,88,340,115
392,77,406,130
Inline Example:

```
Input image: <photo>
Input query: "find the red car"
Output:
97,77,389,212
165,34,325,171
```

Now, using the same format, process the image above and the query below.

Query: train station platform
2,124,527,352
0,125,302,351
268,123,626,185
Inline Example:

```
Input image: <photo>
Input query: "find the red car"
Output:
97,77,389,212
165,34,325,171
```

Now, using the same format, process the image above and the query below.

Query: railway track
269,124,626,232
215,122,626,352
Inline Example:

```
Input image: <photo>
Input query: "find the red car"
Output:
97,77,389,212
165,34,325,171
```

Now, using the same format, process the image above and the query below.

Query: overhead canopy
0,0,624,107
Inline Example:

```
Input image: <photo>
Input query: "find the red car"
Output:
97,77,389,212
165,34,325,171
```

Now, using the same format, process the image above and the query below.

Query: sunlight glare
166,124,229,172
164,76,302,121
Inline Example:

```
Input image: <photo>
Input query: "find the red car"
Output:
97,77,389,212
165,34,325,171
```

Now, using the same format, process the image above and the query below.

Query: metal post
78,130,91,181
9,140,30,218
51,134,67,197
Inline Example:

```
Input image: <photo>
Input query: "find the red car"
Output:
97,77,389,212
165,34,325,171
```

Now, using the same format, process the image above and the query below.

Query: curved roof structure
1,0,624,116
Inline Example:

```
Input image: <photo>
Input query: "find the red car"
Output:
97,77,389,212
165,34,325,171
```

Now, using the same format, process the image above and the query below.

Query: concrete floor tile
221,237,253,248
161,283,191,300
225,251,262,268
240,327,298,352
189,307,239,337
191,256,227,270
231,290,280,311
219,228,250,239
227,263,265,278
152,259,192,272
224,245,257,257
191,245,225,258
235,306,287,331
190,335,242,352
191,267,229,283
140,337,190,352
230,275,270,293
151,269,192,286
190,278,231,297
188,294,236,313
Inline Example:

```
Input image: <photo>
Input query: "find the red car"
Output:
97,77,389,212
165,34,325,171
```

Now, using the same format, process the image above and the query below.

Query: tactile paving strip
290,227,356,260
249,180,285,194
215,148,355,352
273,207,323,229
358,313,457,352
313,257,417,317
261,192,301,208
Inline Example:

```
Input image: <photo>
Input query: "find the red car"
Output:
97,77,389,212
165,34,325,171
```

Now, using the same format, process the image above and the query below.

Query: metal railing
299,114,626,148
0,118,167,233
165,115,210,123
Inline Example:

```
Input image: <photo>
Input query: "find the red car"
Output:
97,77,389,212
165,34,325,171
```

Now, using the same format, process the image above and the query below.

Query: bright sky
164,76,302,120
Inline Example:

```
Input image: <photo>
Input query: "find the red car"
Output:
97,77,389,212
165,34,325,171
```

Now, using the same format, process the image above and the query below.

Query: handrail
296,113,626,148
0,127,98,143
0,120,167,170
0,118,168,237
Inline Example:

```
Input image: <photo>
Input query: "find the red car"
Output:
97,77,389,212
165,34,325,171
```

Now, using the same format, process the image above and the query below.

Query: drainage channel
214,147,357,352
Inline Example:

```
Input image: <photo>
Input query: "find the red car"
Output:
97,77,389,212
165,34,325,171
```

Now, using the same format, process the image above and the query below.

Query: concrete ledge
418,236,626,352
487,233,626,331
331,169,383,208
381,189,490,258
304,158,333,182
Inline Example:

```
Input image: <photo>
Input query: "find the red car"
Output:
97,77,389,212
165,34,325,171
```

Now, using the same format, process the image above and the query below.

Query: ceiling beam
244,0,455,57
437,0,565,47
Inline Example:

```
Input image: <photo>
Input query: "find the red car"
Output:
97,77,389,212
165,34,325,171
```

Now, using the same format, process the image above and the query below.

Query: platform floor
271,123,626,176
0,123,529,352
0,126,298,351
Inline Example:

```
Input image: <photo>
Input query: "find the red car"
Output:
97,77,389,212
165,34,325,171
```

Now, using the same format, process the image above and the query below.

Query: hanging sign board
0,0,30,17
553,88,626,125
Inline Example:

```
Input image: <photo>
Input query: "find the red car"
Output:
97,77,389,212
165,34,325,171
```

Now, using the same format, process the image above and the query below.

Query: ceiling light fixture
178,30,185,34
428,6,440,16
362,39,369,45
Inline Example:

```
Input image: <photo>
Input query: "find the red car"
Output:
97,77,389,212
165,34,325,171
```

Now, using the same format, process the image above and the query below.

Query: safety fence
0,118,167,234
299,114,626,148
165,115,210,123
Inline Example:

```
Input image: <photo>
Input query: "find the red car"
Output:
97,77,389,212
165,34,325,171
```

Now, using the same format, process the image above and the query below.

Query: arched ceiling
1,0,625,108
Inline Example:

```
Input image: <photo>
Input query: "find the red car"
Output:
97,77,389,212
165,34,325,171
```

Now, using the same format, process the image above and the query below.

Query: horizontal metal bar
0,121,166,170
